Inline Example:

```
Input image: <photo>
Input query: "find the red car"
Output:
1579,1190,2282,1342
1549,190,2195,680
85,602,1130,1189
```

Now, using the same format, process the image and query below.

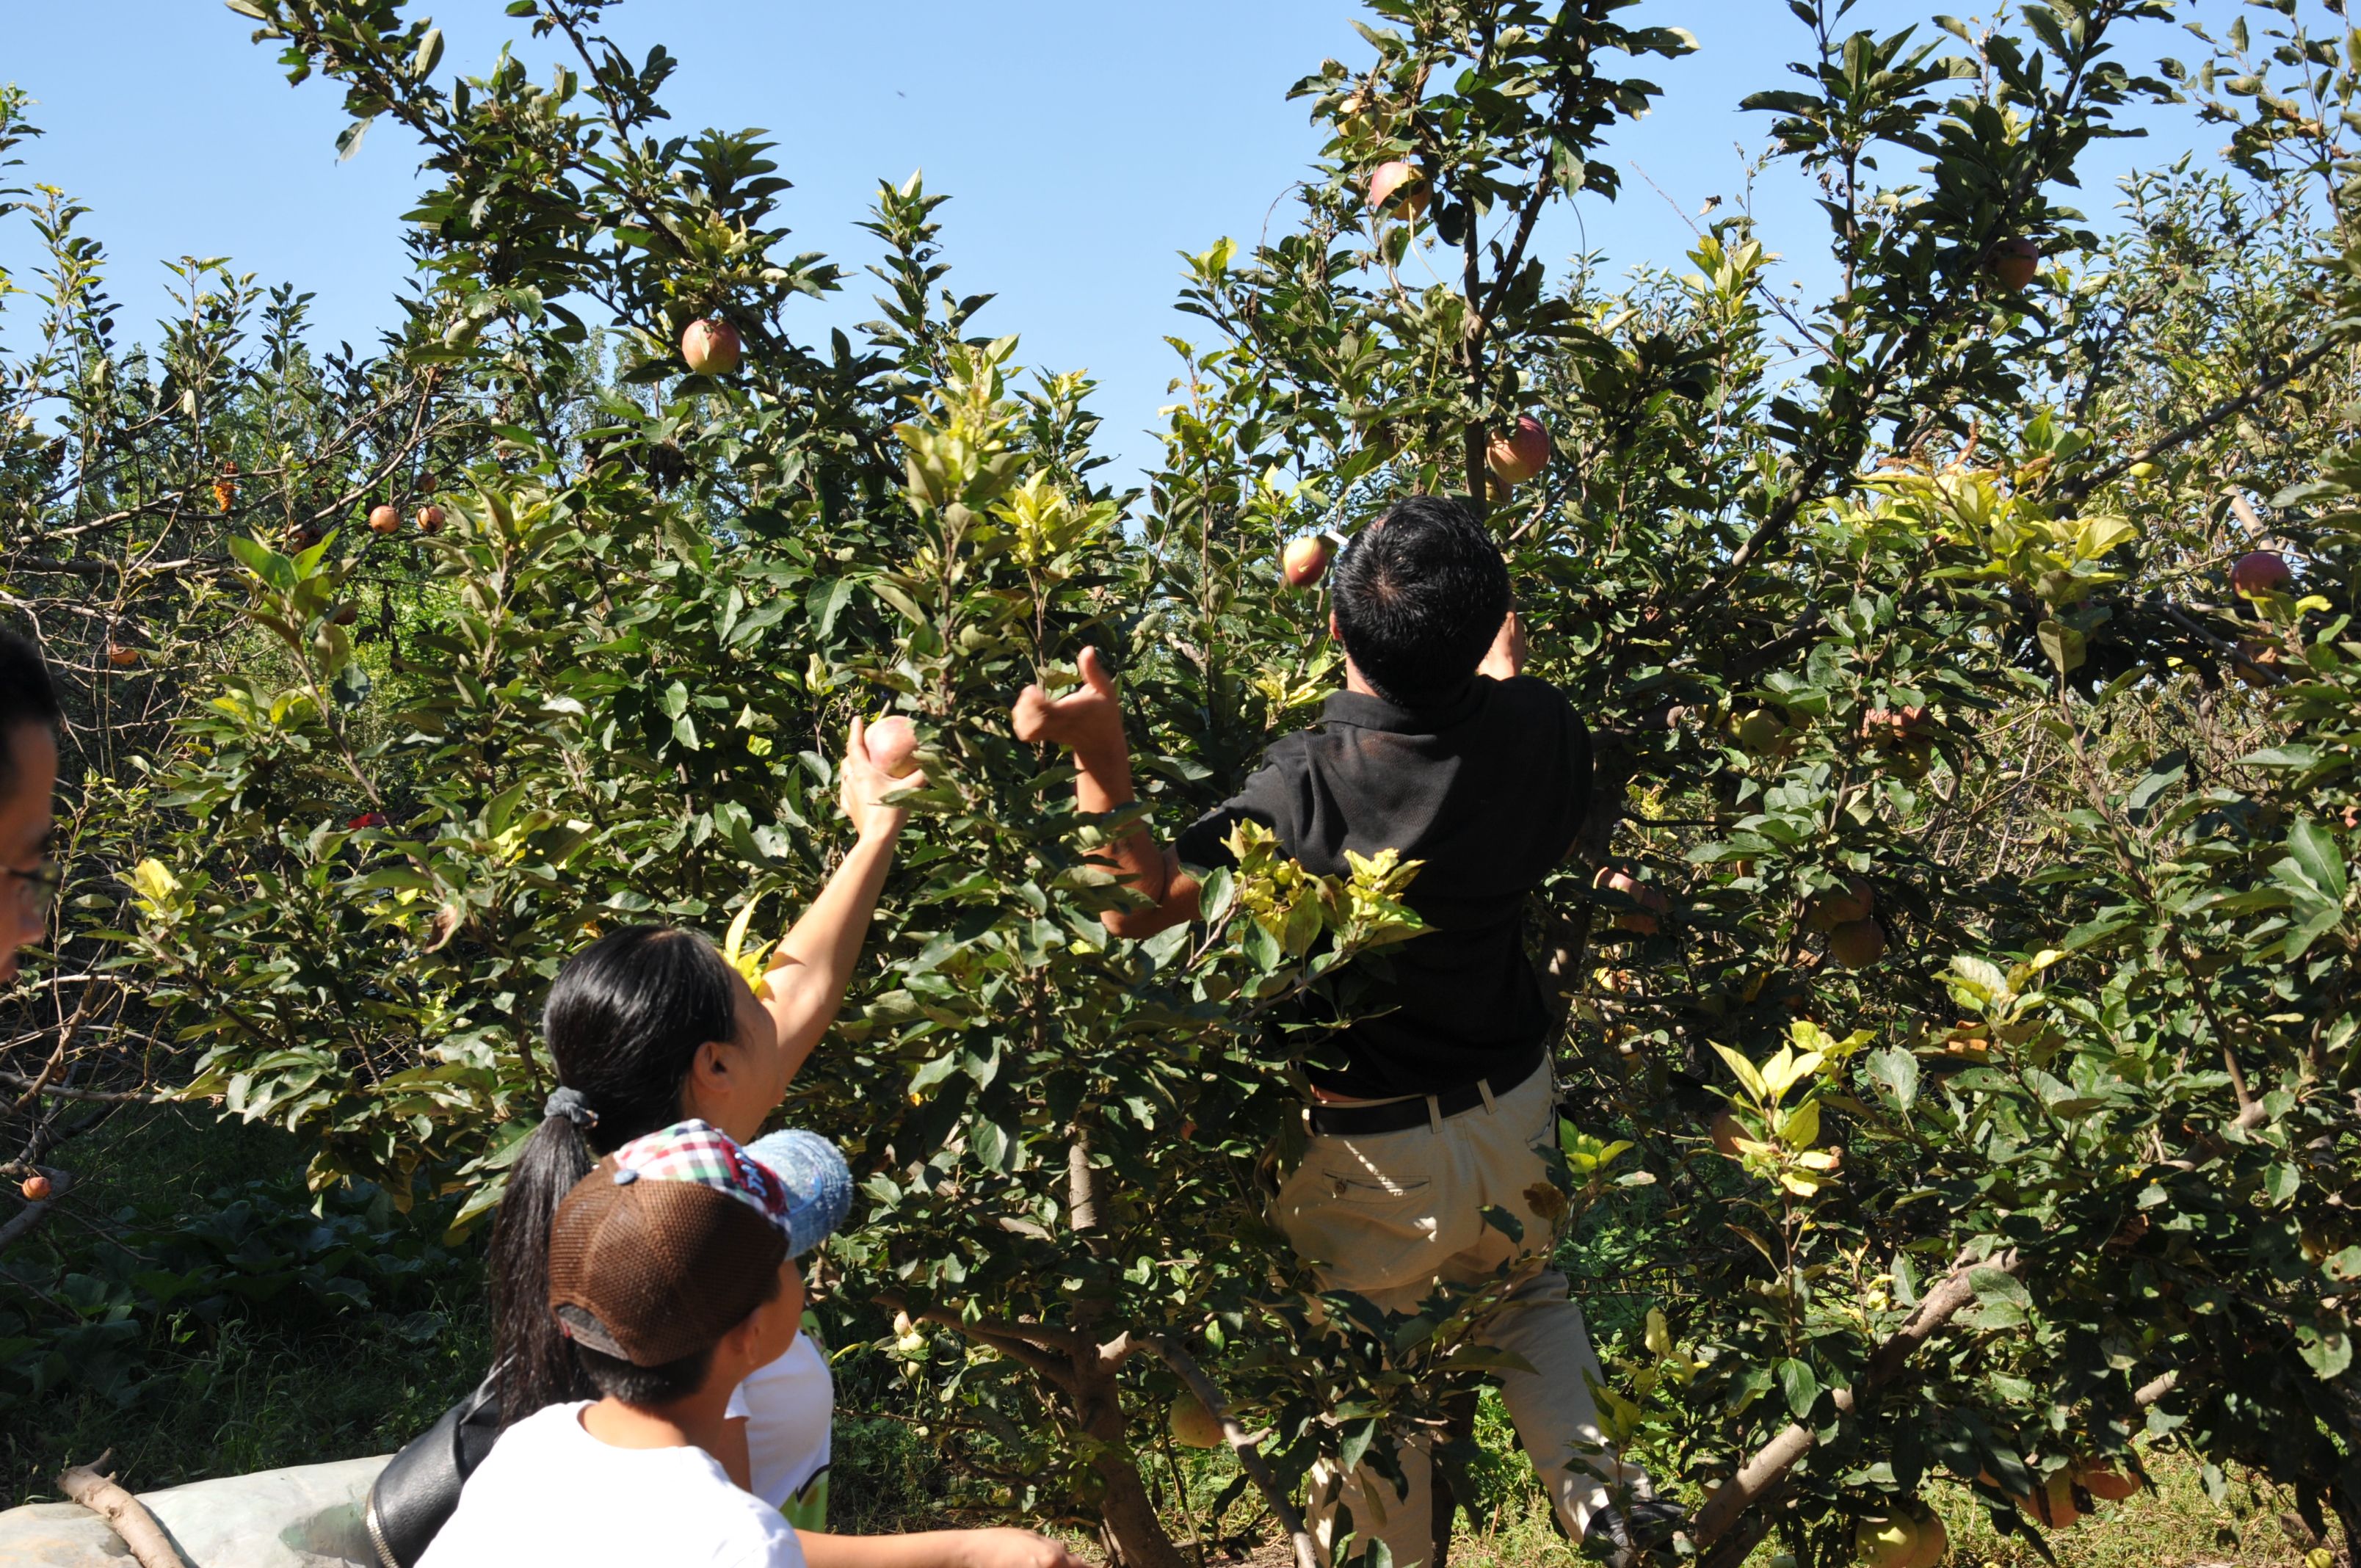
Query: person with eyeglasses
0,630,59,984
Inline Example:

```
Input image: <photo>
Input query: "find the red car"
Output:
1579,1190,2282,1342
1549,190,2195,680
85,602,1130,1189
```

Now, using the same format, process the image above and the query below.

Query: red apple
328,603,359,627
1828,918,1888,969
1709,1111,1745,1158
368,504,401,535
681,317,743,377
866,715,921,779
2073,1462,2139,1502
1366,159,1429,222
1281,535,1332,589
1486,416,1551,485
20,1172,51,1202
2230,550,2292,599
1987,237,2040,291
1807,874,1876,931
105,642,139,669
417,505,446,534
1594,863,1669,934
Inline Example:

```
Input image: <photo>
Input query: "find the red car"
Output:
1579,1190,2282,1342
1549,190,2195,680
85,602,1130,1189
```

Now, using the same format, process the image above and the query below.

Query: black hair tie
543,1086,599,1130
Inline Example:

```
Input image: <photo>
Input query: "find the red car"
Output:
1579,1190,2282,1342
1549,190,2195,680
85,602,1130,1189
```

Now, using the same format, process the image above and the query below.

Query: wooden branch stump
57,1450,190,1568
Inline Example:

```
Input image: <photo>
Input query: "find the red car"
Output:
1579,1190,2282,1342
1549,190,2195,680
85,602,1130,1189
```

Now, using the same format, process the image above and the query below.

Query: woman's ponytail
487,1092,600,1420
485,926,739,1425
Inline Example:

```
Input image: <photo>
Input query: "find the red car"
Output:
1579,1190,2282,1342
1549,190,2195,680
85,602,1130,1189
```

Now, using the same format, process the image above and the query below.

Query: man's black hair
0,631,59,794
1330,496,1511,708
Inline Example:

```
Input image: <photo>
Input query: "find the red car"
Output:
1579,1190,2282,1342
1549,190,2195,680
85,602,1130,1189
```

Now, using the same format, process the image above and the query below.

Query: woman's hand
841,716,927,844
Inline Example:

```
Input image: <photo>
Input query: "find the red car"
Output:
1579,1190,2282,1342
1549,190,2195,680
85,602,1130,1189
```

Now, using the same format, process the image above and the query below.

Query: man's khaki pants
1272,1061,1650,1568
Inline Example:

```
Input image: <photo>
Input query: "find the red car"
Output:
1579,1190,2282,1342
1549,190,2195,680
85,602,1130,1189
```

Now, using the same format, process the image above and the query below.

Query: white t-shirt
726,1329,835,1524
418,1401,805,1568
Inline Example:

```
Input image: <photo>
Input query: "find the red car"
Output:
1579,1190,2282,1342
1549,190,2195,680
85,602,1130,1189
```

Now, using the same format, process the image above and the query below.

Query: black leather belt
1304,1048,1548,1136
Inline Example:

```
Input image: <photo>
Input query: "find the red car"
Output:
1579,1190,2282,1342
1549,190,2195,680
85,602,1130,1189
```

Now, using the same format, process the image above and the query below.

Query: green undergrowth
1,1104,488,1509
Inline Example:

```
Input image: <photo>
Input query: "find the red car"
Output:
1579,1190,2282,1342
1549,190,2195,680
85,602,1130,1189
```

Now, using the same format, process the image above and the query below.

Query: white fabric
417,1401,805,1568
726,1330,835,1516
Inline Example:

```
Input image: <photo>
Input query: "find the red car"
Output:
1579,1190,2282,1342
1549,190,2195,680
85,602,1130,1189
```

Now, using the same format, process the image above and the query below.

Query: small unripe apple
1167,1390,1225,1450
1733,708,1788,756
417,504,446,534
105,642,139,669
1485,416,1551,484
368,504,401,534
866,715,921,779
1827,918,1887,969
2229,549,2292,598
1987,237,2040,291
2128,461,2157,482
1366,159,1429,222
1281,534,1332,589
1853,1511,1918,1568
681,317,743,377
20,1172,52,1202
891,1310,915,1339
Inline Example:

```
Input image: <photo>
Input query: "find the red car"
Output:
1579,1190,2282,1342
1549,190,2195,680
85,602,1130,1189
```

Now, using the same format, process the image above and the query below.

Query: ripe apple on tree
105,642,139,669
1593,862,1670,934
2230,549,2293,598
1827,918,1887,969
681,316,743,376
20,1172,51,1202
1366,159,1429,223
368,504,401,535
417,504,446,534
1486,415,1551,484
1281,534,1332,589
1987,236,2041,291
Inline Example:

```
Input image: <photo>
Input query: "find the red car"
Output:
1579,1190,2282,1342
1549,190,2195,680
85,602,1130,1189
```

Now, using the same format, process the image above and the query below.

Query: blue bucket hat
742,1128,854,1257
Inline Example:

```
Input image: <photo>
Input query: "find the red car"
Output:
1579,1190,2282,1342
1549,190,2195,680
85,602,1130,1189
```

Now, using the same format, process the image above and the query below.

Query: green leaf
1777,1357,1820,1418
1711,1042,1767,1100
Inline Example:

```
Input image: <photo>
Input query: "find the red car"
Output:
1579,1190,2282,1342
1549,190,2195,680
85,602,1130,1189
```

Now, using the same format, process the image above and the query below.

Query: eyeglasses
5,863,60,920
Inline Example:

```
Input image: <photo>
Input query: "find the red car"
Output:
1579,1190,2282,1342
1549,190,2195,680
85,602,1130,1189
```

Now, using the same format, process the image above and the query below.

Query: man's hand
951,1529,1087,1568
840,716,927,843
1478,607,1527,681
1012,647,1126,761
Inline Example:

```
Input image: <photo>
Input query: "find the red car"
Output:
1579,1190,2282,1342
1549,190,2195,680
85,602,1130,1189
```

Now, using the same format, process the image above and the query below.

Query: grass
2,1103,490,1509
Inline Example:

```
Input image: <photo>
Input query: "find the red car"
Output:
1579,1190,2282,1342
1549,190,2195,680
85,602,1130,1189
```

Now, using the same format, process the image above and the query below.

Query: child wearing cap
421,1120,821,1568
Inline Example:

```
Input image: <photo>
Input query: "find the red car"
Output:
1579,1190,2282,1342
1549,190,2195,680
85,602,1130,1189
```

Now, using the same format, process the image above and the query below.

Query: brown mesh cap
548,1151,788,1366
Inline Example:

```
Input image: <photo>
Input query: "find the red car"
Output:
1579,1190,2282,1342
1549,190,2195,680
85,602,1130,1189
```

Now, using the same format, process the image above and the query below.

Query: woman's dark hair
564,1263,782,1409
487,925,742,1423
0,630,60,794
1331,496,1512,708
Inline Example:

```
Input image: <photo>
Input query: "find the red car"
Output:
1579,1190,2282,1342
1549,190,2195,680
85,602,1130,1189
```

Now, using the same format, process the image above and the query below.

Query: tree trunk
1070,1349,1190,1568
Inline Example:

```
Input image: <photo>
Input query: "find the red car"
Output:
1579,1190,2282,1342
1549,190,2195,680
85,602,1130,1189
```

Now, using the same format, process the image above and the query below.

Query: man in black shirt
1012,499,1679,1568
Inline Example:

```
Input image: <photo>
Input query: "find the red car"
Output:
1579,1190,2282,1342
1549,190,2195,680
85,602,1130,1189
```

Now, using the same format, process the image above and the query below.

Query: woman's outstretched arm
763,716,924,1083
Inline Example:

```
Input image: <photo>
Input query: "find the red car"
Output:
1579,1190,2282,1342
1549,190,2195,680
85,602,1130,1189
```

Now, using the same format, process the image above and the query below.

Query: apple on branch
681,316,743,377
1486,415,1551,484
1281,534,1332,589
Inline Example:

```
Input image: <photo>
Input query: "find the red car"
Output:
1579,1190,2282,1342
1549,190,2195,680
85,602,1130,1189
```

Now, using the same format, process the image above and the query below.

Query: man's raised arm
1010,647,1201,939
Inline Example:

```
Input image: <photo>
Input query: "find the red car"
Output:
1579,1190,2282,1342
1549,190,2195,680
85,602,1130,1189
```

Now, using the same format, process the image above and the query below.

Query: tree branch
57,1451,189,1568
1148,1335,1319,1568
1694,1247,2023,1564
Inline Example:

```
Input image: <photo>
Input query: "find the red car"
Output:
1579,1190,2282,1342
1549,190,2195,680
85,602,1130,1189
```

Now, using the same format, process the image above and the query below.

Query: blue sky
3,1,2221,484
